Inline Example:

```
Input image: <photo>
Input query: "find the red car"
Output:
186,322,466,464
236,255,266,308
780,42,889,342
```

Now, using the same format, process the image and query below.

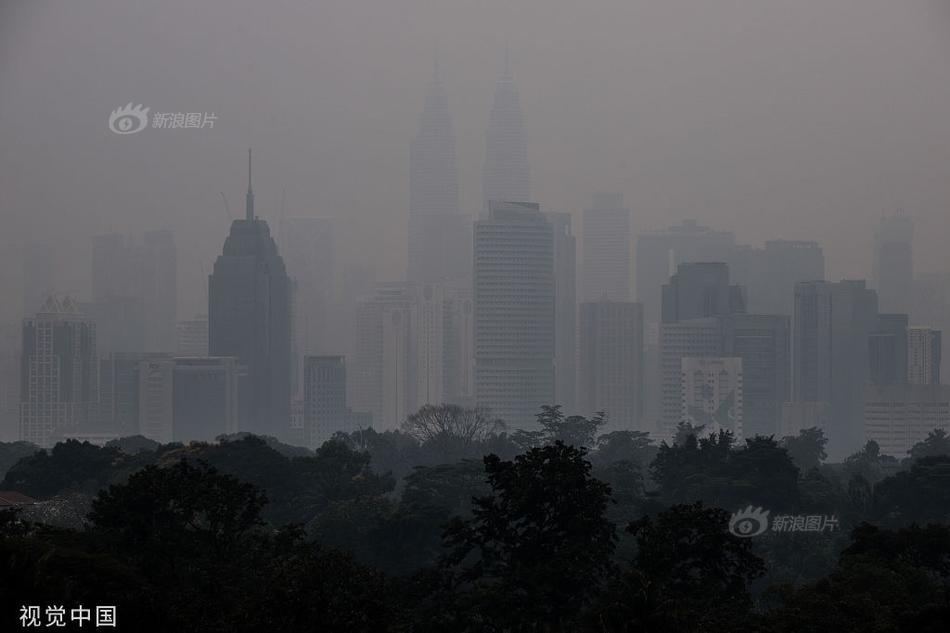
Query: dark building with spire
208,151,291,438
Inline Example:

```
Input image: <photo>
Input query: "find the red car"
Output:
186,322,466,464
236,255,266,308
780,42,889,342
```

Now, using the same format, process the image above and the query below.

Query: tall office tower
474,202,554,428
90,233,146,355
578,301,643,432
747,240,825,315
176,315,208,356
281,216,334,393
141,230,178,352
681,357,744,440
658,318,727,442
869,314,908,386
303,355,347,448
864,384,950,457
172,357,241,442
483,56,529,208
409,64,470,284
656,262,745,441
548,212,576,411
352,283,413,430
99,352,169,435
21,243,55,318
442,286,474,405
208,151,291,439
725,314,790,437
874,212,914,314
636,220,739,324
793,280,879,458
414,283,447,408
0,326,20,442
661,262,746,324
135,356,241,443
137,357,174,443
19,296,98,448
907,327,942,385
911,273,950,383
582,193,631,302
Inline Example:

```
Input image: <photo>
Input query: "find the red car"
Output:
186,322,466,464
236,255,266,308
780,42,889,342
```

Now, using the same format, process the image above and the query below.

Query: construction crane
219,192,232,220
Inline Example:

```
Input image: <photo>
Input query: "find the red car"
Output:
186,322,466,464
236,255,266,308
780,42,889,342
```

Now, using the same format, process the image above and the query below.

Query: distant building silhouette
19,296,98,447
725,314,790,438
548,212,576,412
747,240,824,315
208,151,291,439
636,220,739,324
873,212,913,314
409,62,470,284
578,300,644,431
136,356,241,443
303,355,347,448
864,383,950,457
280,216,334,394
582,193,631,303
483,55,529,208
869,313,909,386
793,280,879,458
474,202,554,428
907,327,941,385
89,230,177,354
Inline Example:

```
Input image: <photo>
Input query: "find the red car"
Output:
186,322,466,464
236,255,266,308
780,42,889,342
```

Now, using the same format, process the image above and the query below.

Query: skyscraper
869,313,909,386
303,355,347,448
907,327,941,385
578,300,643,431
636,220,740,324
281,216,334,393
141,229,178,352
657,263,745,441
408,62,470,284
793,280,879,458
873,212,913,314
176,315,208,357
474,202,554,428
90,230,178,354
661,262,745,324
582,193,631,302
547,211,576,411
208,151,291,439
747,240,825,315
725,314,790,438
19,296,98,448
483,55,529,208
352,283,412,430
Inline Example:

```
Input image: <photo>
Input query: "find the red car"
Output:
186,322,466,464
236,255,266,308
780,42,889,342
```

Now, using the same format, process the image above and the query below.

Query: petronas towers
407,57,530,283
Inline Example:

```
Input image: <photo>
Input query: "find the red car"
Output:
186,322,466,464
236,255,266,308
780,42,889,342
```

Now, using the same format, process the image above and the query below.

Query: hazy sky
1,0,949,319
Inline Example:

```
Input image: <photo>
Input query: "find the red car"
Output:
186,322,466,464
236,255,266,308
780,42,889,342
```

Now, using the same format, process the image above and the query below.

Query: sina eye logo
729,505,770,538
109,102,150,135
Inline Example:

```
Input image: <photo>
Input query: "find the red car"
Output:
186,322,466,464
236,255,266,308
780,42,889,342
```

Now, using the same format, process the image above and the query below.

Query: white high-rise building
19,296,98,448
352,282,452,430
864,384,950,457
474,202,554,428
681,356,744,440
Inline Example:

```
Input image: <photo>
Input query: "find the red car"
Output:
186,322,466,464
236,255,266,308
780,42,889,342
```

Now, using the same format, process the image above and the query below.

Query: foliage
440,442,616,630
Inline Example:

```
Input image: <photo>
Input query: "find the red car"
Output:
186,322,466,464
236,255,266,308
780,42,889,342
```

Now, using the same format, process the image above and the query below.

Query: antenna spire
245,148,255,221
